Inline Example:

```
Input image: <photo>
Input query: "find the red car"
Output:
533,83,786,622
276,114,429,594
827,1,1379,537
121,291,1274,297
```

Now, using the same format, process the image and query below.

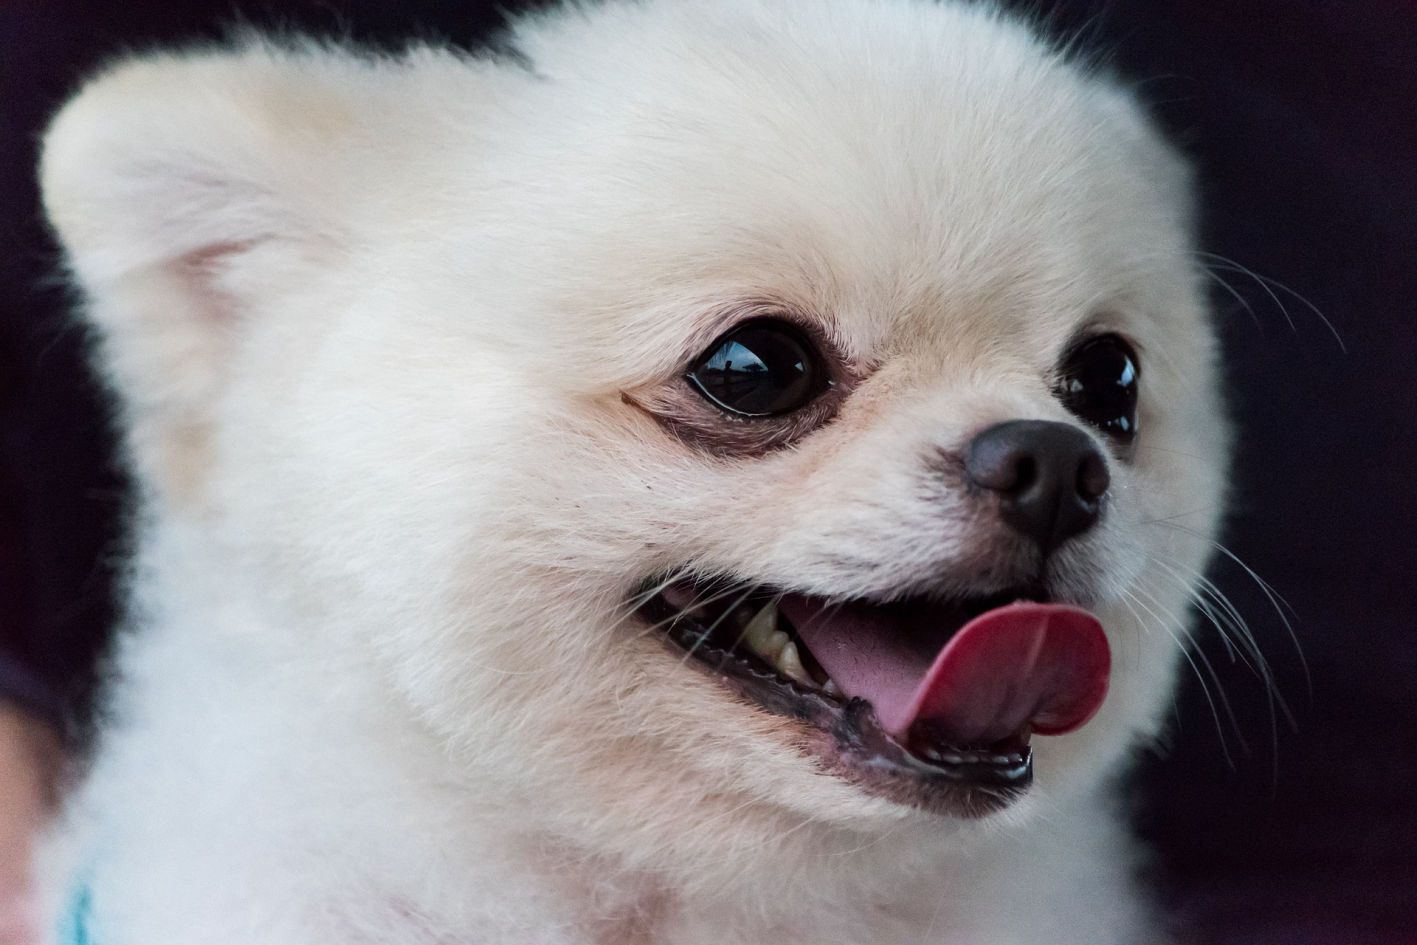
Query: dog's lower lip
636,577,1045,814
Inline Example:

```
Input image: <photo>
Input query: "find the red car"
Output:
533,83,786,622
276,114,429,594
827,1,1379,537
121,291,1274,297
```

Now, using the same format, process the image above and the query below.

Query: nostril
1012,456,1037,495
965,434,1037,494
1077,452,1110,502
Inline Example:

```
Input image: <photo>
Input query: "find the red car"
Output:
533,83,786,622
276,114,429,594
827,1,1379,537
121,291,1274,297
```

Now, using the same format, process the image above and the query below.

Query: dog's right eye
687,320,828,417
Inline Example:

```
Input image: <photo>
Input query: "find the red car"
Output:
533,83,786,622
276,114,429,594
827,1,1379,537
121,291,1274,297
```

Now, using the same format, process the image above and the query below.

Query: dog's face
45,0,1226,883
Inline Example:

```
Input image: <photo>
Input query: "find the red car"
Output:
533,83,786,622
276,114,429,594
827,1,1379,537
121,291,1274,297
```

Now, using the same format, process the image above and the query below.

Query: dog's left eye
687,320,827,417
1056,334,1140,442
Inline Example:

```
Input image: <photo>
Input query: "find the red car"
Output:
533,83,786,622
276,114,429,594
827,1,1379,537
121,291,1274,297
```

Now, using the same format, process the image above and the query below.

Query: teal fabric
58,881,94,945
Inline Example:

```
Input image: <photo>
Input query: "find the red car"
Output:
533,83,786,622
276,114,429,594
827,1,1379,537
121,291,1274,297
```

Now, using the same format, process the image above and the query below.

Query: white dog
38,1,1227,942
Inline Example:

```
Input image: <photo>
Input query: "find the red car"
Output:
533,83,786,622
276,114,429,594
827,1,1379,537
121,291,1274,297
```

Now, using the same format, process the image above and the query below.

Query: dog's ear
41,44,447,502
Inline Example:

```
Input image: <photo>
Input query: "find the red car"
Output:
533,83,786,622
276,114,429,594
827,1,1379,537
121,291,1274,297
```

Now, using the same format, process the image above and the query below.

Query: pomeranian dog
38,0,1227,942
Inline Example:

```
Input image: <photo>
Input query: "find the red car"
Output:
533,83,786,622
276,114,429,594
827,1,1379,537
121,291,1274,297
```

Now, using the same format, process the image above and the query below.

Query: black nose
964,420,1110,553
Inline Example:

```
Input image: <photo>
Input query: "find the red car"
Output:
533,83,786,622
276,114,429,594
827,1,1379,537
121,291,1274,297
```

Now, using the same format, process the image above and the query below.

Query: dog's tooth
822,679,842,698
775,640,813,686
764,630,789,660
739,603,815,686
740,602,780,659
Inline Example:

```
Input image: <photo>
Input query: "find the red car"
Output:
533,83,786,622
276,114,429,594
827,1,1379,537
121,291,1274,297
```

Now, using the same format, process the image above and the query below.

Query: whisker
1152,520,1311,702
678,585,760,668
1133,504,1225,526
1149,559,1261,674
1151,554,1300,773
1143,550,1295,788
1198,263,1262,331
620,575,751,645
1127,584,1248,762
1196,250,1346,352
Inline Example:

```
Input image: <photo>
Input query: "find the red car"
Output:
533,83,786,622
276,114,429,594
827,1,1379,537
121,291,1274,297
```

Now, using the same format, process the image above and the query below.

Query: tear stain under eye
619,387,844,457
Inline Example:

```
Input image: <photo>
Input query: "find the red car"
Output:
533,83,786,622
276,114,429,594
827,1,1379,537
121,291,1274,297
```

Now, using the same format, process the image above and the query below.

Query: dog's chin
636,576,1110,819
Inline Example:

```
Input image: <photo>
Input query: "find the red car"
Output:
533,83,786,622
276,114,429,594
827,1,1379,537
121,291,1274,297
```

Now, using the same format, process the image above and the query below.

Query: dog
38,1,1228,942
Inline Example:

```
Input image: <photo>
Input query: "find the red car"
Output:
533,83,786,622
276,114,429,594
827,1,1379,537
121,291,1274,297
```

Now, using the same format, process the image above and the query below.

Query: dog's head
44,0,1225,882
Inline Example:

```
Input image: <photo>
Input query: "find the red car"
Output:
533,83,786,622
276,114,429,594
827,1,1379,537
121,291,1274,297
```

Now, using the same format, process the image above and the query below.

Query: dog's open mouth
638,579,1110,816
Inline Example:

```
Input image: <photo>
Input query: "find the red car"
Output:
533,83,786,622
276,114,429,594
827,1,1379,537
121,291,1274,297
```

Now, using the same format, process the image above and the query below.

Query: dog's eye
687,320,826,417
1056,334,1139,442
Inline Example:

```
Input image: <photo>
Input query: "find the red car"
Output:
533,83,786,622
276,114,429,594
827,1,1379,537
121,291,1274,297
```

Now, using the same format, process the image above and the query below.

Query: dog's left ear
41,44,469,502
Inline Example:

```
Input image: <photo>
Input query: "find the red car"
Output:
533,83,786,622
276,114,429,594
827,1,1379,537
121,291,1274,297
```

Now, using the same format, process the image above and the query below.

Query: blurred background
2,2,1413,942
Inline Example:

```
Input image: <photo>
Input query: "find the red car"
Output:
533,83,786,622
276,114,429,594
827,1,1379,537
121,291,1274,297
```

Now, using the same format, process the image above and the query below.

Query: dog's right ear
40,44,465,502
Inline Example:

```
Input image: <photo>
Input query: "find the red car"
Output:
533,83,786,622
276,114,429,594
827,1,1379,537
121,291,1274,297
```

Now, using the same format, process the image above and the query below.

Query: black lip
637,581,1036,817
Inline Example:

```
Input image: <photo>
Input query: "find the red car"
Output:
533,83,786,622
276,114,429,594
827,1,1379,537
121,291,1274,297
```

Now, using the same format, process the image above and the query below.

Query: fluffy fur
38,1,1227,942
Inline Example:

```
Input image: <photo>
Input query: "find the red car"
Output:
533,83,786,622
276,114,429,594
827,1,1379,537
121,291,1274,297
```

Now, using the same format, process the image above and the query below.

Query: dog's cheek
397,417,918,826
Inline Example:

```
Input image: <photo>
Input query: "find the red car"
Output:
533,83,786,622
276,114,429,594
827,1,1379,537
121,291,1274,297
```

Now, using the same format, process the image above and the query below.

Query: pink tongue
781,600,1110,745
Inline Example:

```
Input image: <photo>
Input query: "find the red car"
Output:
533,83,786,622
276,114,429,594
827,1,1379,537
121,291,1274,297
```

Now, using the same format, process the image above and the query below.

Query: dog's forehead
388,2,1198,399
476,6,1189,374
508,124,1169,384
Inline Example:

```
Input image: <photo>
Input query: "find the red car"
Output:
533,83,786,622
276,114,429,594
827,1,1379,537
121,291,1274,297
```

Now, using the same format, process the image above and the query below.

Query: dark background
2,2,1413,942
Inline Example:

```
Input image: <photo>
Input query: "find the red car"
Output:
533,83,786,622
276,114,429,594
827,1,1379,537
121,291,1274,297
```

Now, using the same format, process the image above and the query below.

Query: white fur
38,1,1227,942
